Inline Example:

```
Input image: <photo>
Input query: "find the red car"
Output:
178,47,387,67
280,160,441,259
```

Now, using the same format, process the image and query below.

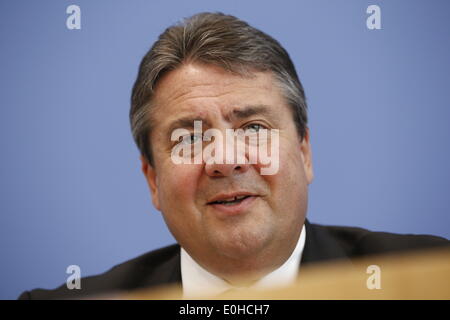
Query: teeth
213,195,249,205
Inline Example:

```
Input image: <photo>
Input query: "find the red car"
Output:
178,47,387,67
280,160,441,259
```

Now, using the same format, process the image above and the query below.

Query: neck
184,225,304,285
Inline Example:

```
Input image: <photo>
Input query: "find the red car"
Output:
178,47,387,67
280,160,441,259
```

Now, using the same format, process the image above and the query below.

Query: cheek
262,138,307,202
279,131,305,171
157,161,203,212
156,162,204,245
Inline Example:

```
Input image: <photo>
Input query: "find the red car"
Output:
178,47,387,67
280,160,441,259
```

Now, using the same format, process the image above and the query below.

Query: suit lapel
138,245,182,289
301,219,352,267
155,220,354,289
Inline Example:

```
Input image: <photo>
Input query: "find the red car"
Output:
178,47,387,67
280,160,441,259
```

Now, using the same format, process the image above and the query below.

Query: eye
244,123,265,133
178,133,202,145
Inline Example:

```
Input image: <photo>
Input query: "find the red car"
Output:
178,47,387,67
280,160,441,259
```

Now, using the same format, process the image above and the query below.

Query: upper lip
207,192,259,204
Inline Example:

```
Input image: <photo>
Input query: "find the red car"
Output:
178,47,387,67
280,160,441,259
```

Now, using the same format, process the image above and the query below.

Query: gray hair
130,12,308,166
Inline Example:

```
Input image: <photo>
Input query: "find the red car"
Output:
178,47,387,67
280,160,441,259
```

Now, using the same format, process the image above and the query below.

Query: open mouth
208,195,252,206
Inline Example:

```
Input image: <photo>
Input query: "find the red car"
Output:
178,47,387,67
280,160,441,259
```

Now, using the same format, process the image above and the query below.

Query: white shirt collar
180,224,306,298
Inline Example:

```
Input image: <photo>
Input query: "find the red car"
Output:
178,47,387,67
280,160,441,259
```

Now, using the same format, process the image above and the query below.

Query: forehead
151,63,287,123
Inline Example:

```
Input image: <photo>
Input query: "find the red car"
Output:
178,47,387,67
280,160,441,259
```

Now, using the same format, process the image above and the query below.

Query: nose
205,161,250,177
202,127,251,177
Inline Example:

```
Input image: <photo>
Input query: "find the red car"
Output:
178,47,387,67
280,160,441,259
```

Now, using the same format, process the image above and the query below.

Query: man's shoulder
18,244,181,300
309,222,449,259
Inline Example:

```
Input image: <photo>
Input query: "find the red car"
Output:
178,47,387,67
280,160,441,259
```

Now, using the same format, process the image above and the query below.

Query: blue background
1,0,449,299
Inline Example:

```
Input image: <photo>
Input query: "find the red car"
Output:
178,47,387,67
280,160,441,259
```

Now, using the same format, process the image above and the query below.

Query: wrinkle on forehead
153,63,275,111
149,63,289,143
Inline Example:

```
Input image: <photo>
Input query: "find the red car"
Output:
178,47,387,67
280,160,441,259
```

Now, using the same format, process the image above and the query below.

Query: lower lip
208,196,258,217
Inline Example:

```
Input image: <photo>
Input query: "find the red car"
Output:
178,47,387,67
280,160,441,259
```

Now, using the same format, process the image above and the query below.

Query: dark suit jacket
18,220,449,299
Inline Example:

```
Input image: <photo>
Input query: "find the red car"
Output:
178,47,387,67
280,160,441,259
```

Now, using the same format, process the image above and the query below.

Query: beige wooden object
100,247,450,300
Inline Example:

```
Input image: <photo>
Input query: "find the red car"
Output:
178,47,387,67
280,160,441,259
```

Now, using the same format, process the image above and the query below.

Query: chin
209,228,274,260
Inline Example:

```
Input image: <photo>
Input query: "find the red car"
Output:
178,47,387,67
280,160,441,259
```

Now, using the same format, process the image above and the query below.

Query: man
19,12,448,300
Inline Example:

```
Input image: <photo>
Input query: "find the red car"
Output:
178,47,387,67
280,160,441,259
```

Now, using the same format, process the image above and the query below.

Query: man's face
141,62,313,278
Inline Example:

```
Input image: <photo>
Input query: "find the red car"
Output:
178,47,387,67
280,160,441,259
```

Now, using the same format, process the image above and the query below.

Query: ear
140,155,161,211
300,128,314,185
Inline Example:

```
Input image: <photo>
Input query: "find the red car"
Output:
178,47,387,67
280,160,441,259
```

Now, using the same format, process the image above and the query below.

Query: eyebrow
165,104,278,137
227,104,276,121
165,117,212,138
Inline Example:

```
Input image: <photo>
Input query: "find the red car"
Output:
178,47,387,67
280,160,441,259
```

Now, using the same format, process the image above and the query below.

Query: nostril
235,166,242,170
